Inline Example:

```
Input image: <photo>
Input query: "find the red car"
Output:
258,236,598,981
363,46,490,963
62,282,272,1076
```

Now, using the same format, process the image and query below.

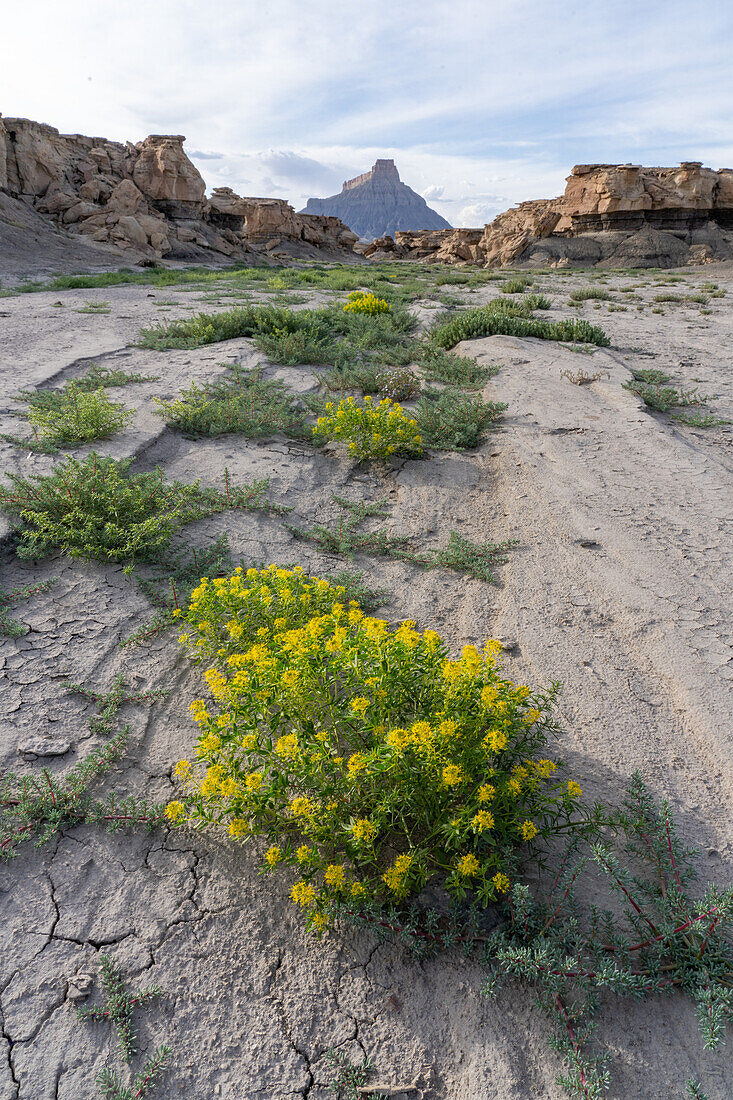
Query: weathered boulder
131,135,206,216
105,178,147,216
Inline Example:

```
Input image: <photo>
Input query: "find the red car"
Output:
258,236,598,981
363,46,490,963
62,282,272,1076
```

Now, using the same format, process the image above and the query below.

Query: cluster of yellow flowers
167,565,584,932
313,395,423,461
342,290,391,315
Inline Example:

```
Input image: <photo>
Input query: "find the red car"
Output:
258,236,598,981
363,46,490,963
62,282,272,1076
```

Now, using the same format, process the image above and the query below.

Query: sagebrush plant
313,396,423,460
154,366,307,439
416,343,498,388
415,388,506,450
167,566,584,930
25,382,134,445
430,309,610,350
343,291,391,315
0,453,278,563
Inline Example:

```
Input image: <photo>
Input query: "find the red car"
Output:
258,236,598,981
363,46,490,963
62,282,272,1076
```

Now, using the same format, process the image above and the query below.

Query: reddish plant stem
553,994,591,1098
664,815,682,889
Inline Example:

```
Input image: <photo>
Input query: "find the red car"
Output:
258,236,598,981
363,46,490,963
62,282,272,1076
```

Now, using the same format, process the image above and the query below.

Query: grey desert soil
0,268,731,1099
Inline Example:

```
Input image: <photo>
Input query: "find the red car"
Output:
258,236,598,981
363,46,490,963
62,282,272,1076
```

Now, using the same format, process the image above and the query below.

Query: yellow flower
275,734,299,758
457,853,480,877
219,778,239,798
264,846,282,866
480,685,498,708
492,872,510,893
472,810,494,833
228,818,249,838
281,669,299,688
350,882,367,900
350,697,370,715
477,783,495,802
296,845,313,863
164,801,184,823
290,796,314,818
351,818,377,843
567,781,583,798
291,881,317,908
245,772,263,791
311,912,328,933
324,864,345,888
382,854,413,895
442,763,464,788
173,760,191,779
520,820,538,841
347,753,368,776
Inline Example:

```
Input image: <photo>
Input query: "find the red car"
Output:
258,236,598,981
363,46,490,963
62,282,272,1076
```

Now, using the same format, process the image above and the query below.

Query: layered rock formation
372,162,733,268
302,159,451,241
0,116,359,268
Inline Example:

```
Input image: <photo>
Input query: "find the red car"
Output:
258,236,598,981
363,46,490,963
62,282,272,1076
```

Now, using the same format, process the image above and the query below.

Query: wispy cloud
2,0,732,226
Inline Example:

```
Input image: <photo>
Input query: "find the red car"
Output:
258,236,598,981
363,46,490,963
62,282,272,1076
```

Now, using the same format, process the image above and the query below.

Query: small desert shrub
313,396,423,460
417,343,498,387
520,293,552,310
25,383,133,445
623,379,709,413
560,368,607,385
569,288,613,302
500,276,534,294
0,454,274,563
322,359,388,394
155,366,306,439
255,327,332,365
138,304,299,350
168,566,579,928
343,291,391,315
415,389,506,450
430,309,610,350
378,366,420,402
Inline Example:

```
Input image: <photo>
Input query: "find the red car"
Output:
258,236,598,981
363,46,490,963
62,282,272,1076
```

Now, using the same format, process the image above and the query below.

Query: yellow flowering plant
342,291,391,315
168,565,585,932
313,395,423,460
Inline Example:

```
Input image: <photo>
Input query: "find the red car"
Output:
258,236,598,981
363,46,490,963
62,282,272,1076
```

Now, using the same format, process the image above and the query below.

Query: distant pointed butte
301,159,451,240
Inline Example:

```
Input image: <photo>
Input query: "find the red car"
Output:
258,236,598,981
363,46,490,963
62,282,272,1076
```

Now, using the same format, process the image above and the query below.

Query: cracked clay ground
0,268,731,1098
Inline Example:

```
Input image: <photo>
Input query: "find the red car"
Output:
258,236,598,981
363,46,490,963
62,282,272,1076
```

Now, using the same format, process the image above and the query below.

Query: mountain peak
301,158,450,240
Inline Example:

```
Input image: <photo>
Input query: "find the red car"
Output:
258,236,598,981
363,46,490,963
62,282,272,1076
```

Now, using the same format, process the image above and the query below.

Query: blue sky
3,0,732,226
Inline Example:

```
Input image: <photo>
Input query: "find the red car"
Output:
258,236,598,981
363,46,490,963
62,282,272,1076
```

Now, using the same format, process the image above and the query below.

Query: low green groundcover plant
0,453,276,563
154,365,307,439
415,342,499,387
25,382,134,445
431,309,610,350
167,566,580,927
313,395,423,460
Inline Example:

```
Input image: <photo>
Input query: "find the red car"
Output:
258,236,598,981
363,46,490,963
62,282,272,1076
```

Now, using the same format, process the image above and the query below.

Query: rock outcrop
380,162,733,269
302,159,451,241
0,116,360,268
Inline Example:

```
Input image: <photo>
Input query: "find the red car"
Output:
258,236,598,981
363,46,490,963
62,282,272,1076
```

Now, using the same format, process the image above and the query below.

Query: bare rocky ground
0,266,731,1099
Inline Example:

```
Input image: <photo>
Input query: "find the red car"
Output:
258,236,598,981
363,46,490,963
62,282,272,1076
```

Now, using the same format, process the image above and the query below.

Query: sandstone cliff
367,162,733,268
0,116,359,272
302,159,451,241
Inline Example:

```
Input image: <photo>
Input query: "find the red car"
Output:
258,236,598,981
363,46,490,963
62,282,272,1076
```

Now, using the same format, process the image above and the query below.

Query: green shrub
168,566,578,927
155,366,306,439
569,288,613,302
25,383,133,445
138,304,299,350
0,454,275,563
623,379,709,413
500,276,534,294
415,389,506,450
313,396,423,460
255,327,332,365
417,343,498,387
430,309,610,349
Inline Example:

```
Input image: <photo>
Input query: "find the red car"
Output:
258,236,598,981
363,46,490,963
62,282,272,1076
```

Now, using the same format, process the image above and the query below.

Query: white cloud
1,1,731,226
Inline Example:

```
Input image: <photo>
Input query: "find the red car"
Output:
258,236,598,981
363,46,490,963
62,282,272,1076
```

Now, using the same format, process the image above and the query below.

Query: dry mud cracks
0,270,731,1099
